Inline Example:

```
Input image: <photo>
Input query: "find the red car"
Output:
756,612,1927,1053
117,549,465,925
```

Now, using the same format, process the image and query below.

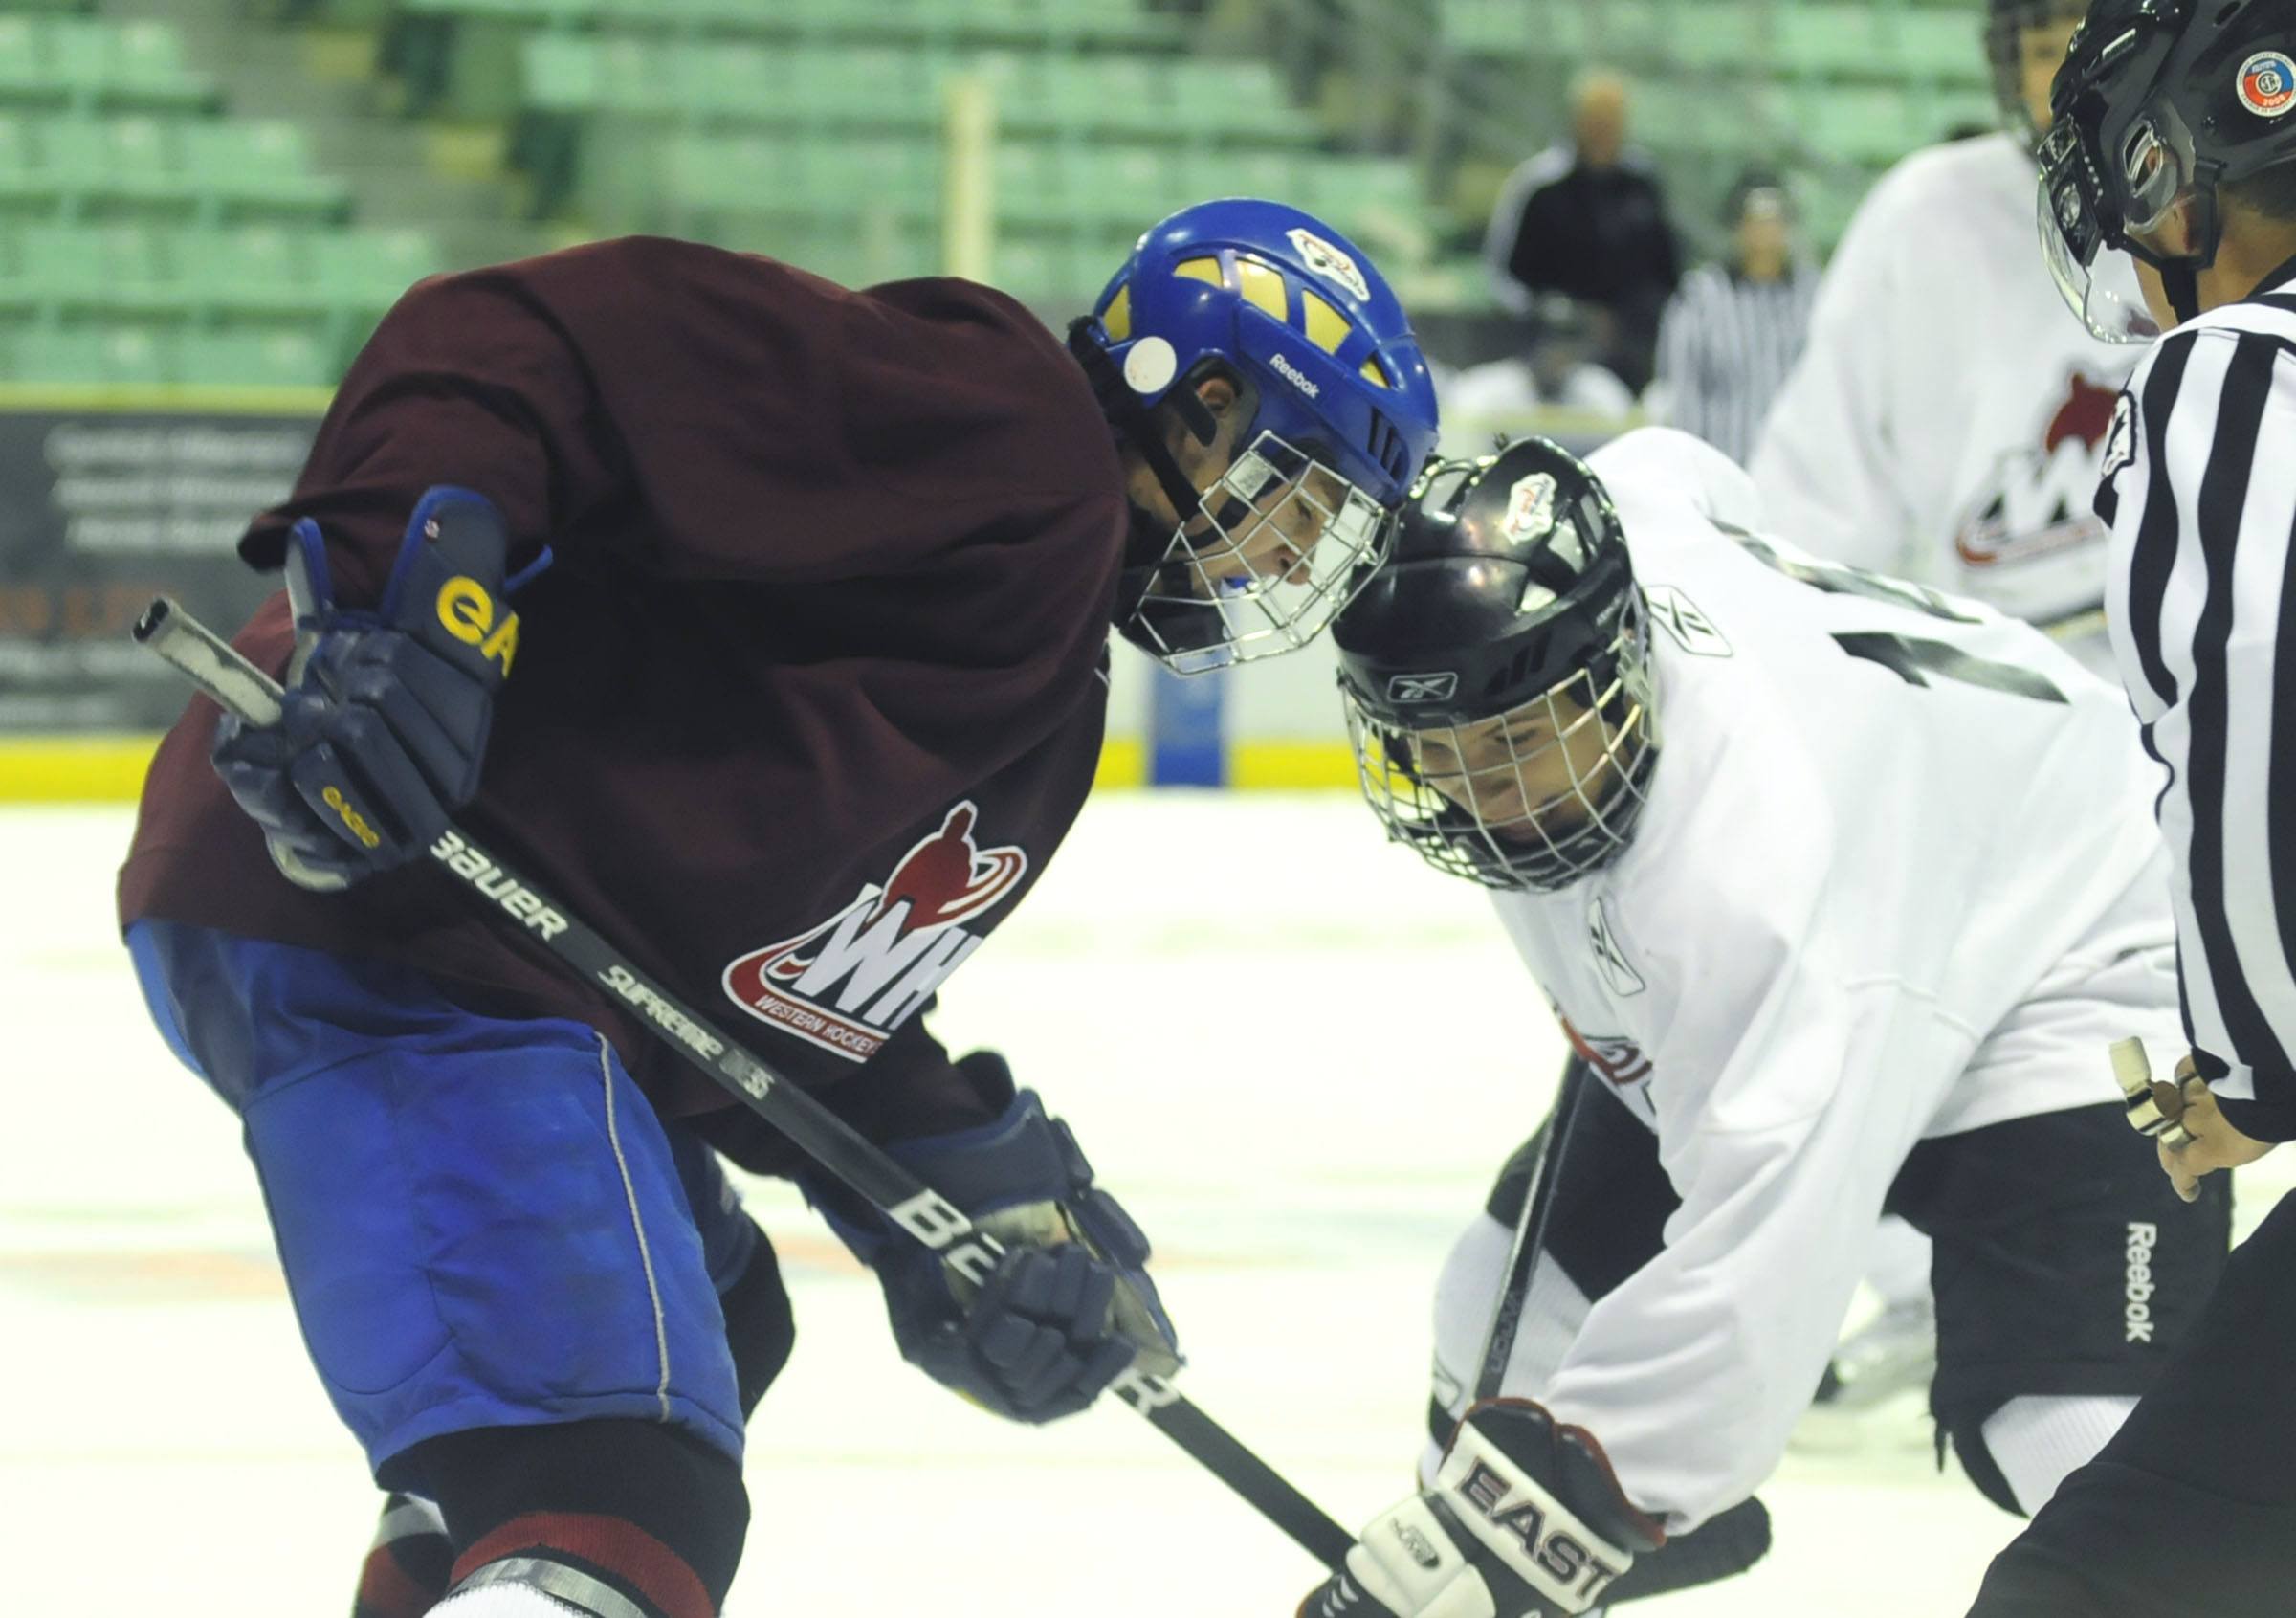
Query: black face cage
1345,591,1660,892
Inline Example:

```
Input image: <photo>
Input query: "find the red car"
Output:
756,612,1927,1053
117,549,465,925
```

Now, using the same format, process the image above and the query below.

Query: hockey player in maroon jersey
117,202,1440,1618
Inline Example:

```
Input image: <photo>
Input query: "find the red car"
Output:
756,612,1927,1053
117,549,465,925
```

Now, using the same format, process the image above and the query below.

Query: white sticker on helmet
1500,473,1558,545
1287,228,1372,302
2240,51,2296,119
1124,336,1180,395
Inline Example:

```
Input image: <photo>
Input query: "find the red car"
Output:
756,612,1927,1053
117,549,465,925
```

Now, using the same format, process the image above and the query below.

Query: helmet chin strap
2163,259,2203,324
1066,318,1219,537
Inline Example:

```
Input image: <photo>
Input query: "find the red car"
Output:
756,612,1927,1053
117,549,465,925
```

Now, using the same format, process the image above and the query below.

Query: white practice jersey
1488,428,2177,1531
1751,134,2139,672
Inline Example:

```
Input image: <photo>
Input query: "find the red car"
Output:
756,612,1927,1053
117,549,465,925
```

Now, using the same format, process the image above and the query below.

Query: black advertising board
0,403,319,732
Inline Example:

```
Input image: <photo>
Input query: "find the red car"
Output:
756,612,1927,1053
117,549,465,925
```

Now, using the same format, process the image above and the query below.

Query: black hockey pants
1966,1189,2296,1616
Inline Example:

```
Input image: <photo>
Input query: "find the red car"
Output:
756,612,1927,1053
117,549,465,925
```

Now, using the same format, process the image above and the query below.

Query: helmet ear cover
1068,315,1215,525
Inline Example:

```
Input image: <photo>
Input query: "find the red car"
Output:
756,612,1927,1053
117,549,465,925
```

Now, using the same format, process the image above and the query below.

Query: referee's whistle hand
2160,1071,2275,1204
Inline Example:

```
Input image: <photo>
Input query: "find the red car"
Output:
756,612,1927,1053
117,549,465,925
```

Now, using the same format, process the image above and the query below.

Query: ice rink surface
10,793,2287,1616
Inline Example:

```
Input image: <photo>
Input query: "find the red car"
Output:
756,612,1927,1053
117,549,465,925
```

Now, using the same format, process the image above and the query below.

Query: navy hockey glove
809,1051,1179,1424
1299,1400,1665,1618
211,486,541,892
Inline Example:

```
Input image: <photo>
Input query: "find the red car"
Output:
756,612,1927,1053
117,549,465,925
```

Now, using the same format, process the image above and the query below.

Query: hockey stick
1472,1053,1590,1401
1468,1059,1773,1604
133,595,1357,1572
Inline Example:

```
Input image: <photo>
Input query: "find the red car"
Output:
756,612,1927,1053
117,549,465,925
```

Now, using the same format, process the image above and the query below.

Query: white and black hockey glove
1299,1400,1665,1618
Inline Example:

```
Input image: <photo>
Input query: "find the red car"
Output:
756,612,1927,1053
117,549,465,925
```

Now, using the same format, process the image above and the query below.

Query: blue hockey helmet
1070,198,1443,674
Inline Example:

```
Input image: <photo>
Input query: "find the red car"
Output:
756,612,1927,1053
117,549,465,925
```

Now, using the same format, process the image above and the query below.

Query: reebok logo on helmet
1269,352,1322,398
1387,671,1458,702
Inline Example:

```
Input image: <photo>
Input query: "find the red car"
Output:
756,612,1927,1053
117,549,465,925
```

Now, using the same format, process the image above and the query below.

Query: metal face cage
1344,595,1659,892
1124,428,1395,676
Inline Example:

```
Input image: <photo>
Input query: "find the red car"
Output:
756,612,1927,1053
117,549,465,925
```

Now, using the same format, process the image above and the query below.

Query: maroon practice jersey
119,235,1128,1174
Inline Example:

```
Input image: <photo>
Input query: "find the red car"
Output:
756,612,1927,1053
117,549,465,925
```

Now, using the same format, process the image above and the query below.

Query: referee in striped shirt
1971,3,2296,1613
1651,170,1819,466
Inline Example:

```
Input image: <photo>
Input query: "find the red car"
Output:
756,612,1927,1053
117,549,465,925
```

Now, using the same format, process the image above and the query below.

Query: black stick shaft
1474,1055,1589,1403
134,595,1355,1570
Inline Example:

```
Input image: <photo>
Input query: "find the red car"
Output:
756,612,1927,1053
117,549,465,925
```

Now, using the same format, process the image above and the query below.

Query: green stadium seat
1671,5,1765,72
180,325,335,388
519,33,602,114
92,116,192,211
401,0,597,22
169,226,322,316
991,143,1062,227
1776,4,1891,80
0,114,37,207
0,19,57,105
10,322,174,385
1440,0,1535,59
178,122,349,218
40,20,111,102
306,229,442,314
7,222,170,312
1898,9,1989,87
1590,0,1667,59
1517,0,1593,62
1795,84,1922,165
107,22,212,110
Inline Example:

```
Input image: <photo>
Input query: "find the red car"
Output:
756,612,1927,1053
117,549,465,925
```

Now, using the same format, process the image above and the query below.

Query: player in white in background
1749,0,2133,1421
1754,0,2136,677
1291,432,2229,1618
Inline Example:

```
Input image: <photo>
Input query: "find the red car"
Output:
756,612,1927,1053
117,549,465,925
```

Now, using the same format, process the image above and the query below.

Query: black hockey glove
807,1051,1179,1424
211,486,541,892
1298,1400,1665,1618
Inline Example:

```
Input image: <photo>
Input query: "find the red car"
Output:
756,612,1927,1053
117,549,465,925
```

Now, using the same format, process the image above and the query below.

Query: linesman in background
1650,169,1819,467
1970,2,2296,1611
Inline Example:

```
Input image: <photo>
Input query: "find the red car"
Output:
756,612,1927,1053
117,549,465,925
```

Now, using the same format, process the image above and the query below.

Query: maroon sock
352,1493,453,1618
450,1513,717,1618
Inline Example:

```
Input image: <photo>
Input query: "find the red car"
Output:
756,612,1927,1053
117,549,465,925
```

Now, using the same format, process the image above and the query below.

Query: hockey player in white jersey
1752,0,2143,678
1752,0,2141,1424
1292,432,2230,1618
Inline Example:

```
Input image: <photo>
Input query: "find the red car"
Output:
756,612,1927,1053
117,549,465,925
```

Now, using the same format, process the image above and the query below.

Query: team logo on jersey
1645,585,1732,658
1287,227,1372,302
2100,391,2137,486
1563,1019,1653,1087
1500,473,1559,547
1386,670,1459,702
721,803,1027,1062
2240,52,2296,119
1954,369,2130,569
1586,898,1646,998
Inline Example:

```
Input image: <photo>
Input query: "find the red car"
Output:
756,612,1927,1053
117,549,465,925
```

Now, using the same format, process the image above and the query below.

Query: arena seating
0,8,435,388
0,0,2003,388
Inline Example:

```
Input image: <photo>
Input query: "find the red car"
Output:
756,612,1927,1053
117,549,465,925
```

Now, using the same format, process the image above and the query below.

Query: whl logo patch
722,803,1027,1061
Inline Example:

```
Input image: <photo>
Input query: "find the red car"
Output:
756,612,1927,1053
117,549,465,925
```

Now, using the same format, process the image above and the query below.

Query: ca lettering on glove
1329,1494,1497,1618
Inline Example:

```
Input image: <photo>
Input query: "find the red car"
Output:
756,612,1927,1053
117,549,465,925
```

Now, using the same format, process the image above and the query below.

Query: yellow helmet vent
1172,256,1225,288
1101,284,1133,343
1358,356,1390,388
1300,290,1353,357
1235,257,1289,322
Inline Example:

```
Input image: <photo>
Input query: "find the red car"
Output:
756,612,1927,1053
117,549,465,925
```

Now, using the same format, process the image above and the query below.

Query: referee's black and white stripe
2110,281,2296,1139
1654,263,1820,468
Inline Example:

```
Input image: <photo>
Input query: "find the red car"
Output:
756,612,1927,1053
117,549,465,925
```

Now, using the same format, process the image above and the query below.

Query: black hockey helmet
2040,0,2296,337
1333,438,1659,892
1988,0,2096,144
